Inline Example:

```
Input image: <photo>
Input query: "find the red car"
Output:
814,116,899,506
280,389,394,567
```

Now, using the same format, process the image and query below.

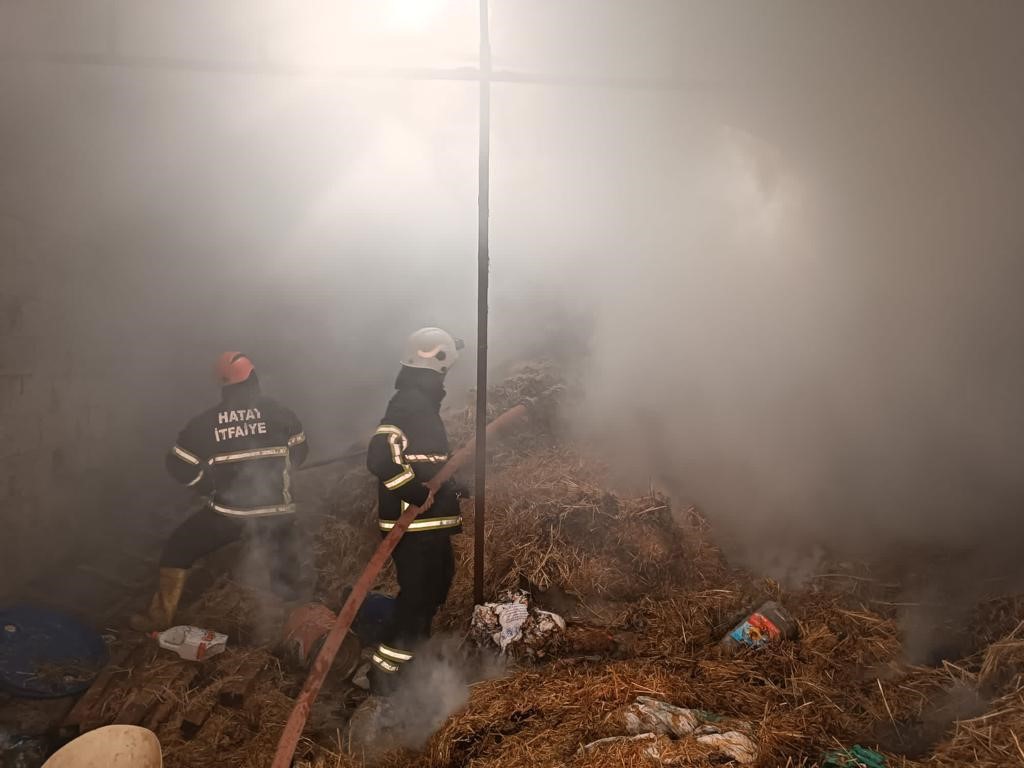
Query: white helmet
402,327,464,374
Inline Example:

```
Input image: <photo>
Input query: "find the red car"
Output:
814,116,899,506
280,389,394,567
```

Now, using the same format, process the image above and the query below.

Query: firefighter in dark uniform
130,352,308,631
366,327,466,693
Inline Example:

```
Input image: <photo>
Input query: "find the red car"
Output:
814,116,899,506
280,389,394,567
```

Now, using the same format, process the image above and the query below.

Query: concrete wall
0,216,116,588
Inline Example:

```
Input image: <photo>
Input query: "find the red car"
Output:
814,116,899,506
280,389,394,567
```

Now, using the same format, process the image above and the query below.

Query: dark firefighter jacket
166,375,308,517
366,366,462,534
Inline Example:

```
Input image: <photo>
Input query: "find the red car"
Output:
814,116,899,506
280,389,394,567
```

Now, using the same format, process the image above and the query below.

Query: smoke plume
2,2,1024,649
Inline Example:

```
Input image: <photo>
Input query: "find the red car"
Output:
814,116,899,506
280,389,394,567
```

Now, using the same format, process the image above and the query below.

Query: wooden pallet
60,641,271,740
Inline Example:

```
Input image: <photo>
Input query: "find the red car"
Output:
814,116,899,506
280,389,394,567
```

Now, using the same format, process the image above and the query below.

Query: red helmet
215,351,255,386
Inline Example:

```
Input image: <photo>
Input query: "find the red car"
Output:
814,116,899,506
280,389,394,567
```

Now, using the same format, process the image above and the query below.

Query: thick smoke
488,5,1024,598
376,635,505,750
3,2,1024,647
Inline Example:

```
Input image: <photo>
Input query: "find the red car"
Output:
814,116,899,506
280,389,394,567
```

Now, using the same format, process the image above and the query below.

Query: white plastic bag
153,625,227,661
470,590,565,657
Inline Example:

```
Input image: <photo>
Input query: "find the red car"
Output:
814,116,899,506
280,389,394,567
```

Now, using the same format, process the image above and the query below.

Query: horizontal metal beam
0,51,724,91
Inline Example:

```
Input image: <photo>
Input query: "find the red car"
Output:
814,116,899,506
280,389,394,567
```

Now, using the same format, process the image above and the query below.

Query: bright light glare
384,0,449,34
267,0,474,70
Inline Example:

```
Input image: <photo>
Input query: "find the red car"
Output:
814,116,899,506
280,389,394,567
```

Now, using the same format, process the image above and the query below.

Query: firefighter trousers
159,505,301,597
369,531,455,693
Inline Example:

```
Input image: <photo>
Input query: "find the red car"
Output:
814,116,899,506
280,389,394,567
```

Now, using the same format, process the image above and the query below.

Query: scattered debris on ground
9,364,1024,768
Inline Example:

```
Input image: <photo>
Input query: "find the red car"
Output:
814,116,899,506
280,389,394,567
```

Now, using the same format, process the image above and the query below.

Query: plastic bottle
720,601,797,650
151,626,227,661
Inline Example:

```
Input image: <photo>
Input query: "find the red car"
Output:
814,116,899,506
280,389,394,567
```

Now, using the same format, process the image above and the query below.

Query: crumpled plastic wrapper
618,696,715,738
692,729,759,764
470,589,566,659
582,696,758,765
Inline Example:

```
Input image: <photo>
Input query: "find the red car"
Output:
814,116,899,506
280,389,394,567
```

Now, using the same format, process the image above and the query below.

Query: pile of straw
178,576,288,648
417,577,959,767
446,360,568,467
343,428,1024,767
313,515,396,608
437,445,685,632
927,680,1024,767
140,364,1024,768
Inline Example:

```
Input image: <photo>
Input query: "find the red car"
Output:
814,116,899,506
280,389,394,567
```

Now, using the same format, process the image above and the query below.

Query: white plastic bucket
43,725,162,768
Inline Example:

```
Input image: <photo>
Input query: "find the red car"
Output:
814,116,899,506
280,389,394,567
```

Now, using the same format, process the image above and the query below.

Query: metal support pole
473,0,491,607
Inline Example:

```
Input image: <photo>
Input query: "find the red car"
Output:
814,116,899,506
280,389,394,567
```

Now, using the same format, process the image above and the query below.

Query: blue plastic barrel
0,604,108,698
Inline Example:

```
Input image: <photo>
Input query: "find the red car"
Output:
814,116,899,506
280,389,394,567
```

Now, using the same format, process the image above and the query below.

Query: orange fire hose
271,403,528,768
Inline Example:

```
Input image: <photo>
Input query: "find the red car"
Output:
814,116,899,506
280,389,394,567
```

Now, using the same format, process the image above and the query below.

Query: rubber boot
367,662,402,697
129,568,188,632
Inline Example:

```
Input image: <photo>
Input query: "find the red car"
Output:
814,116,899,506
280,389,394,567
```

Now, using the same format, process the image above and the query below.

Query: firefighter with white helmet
400,327,463,374
365,327,467,694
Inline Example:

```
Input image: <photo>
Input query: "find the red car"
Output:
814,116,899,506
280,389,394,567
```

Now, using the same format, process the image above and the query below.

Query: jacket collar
395,365,446,408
